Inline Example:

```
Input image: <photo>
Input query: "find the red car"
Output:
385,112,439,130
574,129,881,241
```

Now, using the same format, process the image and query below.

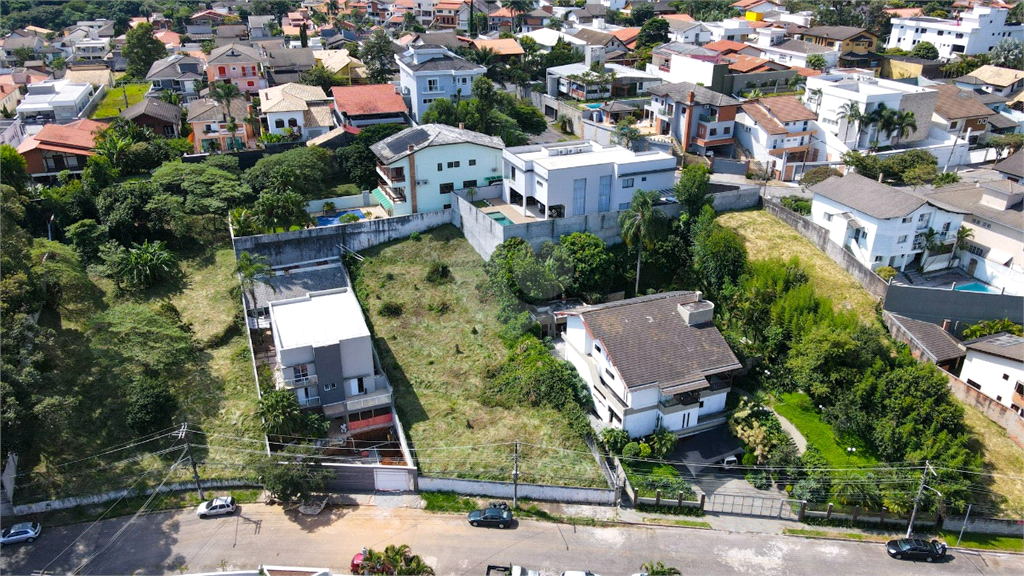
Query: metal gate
704,492,800,519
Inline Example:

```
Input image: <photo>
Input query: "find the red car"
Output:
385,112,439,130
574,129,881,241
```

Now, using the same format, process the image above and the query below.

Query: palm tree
836,101,862,144
640,561,681,576
208,81,242,123
505,0,533,33
236,251,275,311
865,103,892,145
93,132,133,166
951,226,975,269
886,109,917,147
747,88,765,98
618,189,669,295
806,87,823,113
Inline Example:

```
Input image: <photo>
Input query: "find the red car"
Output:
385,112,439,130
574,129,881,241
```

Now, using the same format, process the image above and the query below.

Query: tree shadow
279,503,353,533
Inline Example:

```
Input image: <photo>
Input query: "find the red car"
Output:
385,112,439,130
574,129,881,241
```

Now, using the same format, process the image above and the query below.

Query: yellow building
800,26,881,69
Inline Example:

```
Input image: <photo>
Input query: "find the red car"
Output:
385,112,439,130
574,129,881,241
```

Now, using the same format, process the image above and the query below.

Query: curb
779,531,1024,556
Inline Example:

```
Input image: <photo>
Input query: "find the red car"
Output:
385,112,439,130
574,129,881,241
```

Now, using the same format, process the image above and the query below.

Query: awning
840,212,863,229
659,377,710,396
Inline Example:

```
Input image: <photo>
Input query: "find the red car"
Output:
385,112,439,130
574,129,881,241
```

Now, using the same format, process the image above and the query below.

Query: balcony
698,113,718,123
299,395,321,408
376,163,405,183
345,388,393,412
275,366,318,389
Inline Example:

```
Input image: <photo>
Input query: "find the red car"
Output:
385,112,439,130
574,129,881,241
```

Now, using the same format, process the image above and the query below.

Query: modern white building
501,141,675,220
804,69,938,150
396,44,486,122
704,19,755,43
560,291,741,437
758,39,840,69
15,79,95,131
516,28,588,52
958,333,1024,417
810,172,967,272
924,179,1024,294
887,6,1024,60
258,83,335,141
665,17,713,45
735,95,824,182
370,123,505,216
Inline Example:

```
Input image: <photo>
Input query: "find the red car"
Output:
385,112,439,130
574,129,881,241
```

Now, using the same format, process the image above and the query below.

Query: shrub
648,428,677,458
427,299,451,315
601,428,630,454
638,442,652,458
409,231,422,241
875,266,897,281
780,196,811,215
425,261,452,284
622,442,640,458
340,213,360,223
379,301,403,317
800,166,843,187
746,471,772,490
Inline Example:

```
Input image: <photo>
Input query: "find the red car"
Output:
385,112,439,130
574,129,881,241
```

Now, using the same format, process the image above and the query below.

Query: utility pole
178,423,206,501
512,440,519,510
907,460,934,538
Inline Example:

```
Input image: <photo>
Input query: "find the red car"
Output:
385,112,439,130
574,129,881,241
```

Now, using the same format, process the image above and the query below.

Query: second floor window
427,78,439,92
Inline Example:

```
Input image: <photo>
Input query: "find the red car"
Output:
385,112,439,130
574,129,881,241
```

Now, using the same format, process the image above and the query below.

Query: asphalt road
3,504,1022,576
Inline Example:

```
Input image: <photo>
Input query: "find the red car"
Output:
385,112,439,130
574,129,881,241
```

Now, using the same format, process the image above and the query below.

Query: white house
704,19,755,43
924,179,1024,294
735,95,824,182
758,39,839,70
396,44,486,122
804,69,938,150
516,28,588,52
809,172,967,272
887,6,1024,60
501,141,675,220
258,83,335,141
559,291,741,437
146,54,205,102
958,333,1024,417
15,79,95,131
370,123,505,216
269,284,395,430
665,18,713,45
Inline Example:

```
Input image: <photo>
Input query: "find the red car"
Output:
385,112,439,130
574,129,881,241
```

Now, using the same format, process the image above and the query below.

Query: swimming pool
317,209,365,226
954,282,1000,293
585,103,603,109
488,213,513,226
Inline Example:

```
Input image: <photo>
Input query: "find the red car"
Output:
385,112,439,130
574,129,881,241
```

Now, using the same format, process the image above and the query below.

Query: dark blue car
468,507,513,528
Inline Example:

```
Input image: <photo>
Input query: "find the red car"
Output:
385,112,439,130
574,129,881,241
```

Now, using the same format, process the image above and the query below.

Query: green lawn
773,392,880,468
643,517,713,529
351,225,606,488
938,531,1024,552
717,210,879,324
91,83,149,118
332,182,362,197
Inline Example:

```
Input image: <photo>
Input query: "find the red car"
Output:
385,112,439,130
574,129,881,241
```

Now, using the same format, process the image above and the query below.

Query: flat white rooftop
509,142,675,171
269,287,370,350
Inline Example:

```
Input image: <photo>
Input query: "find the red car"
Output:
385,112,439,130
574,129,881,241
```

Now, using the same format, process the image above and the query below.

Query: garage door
374,469,413,492
326,466,375,492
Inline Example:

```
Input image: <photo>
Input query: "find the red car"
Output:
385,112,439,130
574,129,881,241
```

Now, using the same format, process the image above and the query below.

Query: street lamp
846,447,856,463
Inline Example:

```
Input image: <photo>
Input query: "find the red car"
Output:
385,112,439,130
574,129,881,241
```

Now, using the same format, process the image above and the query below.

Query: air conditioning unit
416,179,428,185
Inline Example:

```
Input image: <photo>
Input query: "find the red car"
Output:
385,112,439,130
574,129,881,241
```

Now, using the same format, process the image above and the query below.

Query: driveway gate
704,492,801,519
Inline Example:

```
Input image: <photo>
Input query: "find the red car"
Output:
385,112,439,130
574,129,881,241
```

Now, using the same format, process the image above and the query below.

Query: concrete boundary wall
418,476,617,505
12,479,258,516
306,192,379,213
764,198,889,299
943,369,1024,450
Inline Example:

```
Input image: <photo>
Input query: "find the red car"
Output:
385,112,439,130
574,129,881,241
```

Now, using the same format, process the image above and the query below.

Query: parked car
561,571,601,576
885,538,947,561
1,522,41,545
196,496,237,518
722,455,738,469
467,506,513,528
351,551,364,574
486,564,540,576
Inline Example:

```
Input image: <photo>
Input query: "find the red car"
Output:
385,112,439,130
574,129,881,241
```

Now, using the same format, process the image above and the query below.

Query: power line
15,429,178,478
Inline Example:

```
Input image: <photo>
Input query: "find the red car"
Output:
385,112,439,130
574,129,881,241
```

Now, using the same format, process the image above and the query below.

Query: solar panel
386,128,430,155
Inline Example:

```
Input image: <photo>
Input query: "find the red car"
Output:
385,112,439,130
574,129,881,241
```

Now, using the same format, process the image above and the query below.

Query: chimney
408,144,415,152
458,122,464,130
942,319,951,333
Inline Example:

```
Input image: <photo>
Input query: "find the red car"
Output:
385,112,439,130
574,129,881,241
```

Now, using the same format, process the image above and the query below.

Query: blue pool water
585,103,603,109
954,282,999,293
317,209,365,226
488,213,512,226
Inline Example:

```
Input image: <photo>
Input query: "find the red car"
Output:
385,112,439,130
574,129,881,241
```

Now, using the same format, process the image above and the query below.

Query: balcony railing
346,390,392,412
299,395,321,408
275,372,318,389
698,114,718,123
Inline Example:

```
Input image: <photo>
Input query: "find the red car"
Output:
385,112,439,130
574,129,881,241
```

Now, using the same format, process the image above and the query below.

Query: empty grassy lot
773,392,881,468
351,226,607,488
716,210,879,324
960,402,1024,517
91,83,148,118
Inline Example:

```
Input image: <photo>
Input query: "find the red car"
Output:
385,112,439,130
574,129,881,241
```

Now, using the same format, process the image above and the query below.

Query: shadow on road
281,504,353,533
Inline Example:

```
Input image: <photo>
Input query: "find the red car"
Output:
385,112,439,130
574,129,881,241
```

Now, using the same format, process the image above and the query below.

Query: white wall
960,351,1024,409
699,390,727,416
408,142,504,213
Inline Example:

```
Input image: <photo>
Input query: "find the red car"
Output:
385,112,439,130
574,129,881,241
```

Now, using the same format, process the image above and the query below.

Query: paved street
2,504,1021,576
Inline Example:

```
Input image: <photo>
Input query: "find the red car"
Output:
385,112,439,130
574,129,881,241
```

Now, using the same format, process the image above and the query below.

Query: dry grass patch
171,247,241,346
960,402,1024,517
716,210,879,324
352,226,606,487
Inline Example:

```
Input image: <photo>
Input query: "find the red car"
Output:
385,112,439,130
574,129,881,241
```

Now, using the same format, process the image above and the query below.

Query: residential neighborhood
1,1,1024,575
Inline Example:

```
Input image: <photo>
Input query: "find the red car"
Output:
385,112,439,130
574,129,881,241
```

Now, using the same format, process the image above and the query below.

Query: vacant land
960,402,1024,517
717,210,878,323
773,392,880,468
91,83,148,118
331,182,361,197
351,226,606,488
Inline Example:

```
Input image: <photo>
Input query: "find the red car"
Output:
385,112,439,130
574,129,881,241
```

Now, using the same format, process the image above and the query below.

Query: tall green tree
911,41,939,60
208,81,243,122
837,101,862,143
249,445,333,503
618,189,669,295
125,22,168,78
886,109,918,147
236,251,275,309
0,144,28,192
636,17,669,49
611,119,645,151
363,28,395,84
806,53,827,70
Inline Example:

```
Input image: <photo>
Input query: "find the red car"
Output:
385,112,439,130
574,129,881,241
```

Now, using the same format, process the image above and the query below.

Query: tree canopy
125,23,168,78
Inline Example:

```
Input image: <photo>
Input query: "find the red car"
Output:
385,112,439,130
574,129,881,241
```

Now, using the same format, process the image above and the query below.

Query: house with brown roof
735,95,822,181
207,43,267,94
186,97,257,154
955,65,1024,98
471,38,524,62
799,26,880,69
559,291,741,437
931,83,995,144
882,312,965,373
644,81,741,156
120,97,182,137
259,83,336,141
16,118,106,180
993,150,1024,183
331,84,409,128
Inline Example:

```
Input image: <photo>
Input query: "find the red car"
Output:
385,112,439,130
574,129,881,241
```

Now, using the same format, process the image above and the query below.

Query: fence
306,191,380,214
529,92,584,136
12,479,258,516
77,84,107,121
417,476,617,505
944,369,1024,450
763,198,890,299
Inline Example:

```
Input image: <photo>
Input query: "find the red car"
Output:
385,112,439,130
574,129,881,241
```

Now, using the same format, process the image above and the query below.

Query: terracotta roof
727,54,773,73
16,118,106,155
702,39,750,55
330,84,407,116
885,7,923,17
563,291,741,392
473,38,525,56
933,84,996,120
663,13,694,21
740,100,786,135
758,95,816,123
609,27,641,43
791,66,822,78
488,7,520,18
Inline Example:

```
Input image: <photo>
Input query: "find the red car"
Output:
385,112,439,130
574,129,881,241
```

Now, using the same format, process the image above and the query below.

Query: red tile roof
703,40,750,55
331,84,408,116
17,118,106,155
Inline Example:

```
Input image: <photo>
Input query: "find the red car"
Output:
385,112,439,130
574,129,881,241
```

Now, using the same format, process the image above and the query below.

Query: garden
91,83,149,119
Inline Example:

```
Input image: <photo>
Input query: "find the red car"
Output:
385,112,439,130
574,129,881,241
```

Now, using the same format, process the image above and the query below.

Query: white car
196,496,237,518
561,571,600,576
1,522,41,545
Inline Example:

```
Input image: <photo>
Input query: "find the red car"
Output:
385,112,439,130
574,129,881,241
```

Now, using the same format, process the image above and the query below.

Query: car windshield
899,540,914,550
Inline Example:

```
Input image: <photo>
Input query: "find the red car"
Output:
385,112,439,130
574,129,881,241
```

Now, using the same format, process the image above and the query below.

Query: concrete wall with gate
11,479,259,516
418,476,617,505
529,92,583,136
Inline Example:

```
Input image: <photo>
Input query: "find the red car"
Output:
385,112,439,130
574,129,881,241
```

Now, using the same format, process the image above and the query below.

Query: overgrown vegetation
421,76,546,146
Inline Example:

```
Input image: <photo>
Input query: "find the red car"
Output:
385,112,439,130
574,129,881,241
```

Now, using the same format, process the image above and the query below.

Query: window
902,217,911,223
966,379,981,390
287,118,298,127
622,177,634,188
598,175,611,212
248,81,254,87
443,203,451,209
699,401,704,408
950,120,959,129
724,126,730,134
323,382,337,391
438,163,443,171
439,182,454,194
604,368,615,380
573,178,586,215
447,160,460,168
710,128,718,136
1003,374,1010,380
427,78,439,92
619,202,631,210
163,125,175,136
510,166,516,179
594,343,602,354
358,378,366,394
898,235,907,243
919,213,929,222
469,159,476,166
824,213,833,221
462,179,477,188
1015,382,1024,396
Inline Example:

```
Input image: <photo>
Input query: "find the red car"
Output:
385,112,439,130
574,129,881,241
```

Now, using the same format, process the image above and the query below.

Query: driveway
671,425,744,478
3,503,1021,576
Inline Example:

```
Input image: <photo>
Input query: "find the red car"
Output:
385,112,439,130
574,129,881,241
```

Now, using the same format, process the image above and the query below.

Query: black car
885,538,947,561
468,507,513,528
